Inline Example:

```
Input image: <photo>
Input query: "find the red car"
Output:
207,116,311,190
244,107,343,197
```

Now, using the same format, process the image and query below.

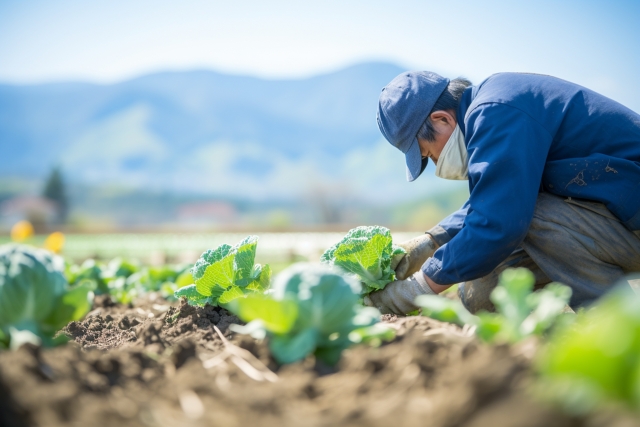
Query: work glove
363,271,436,315
392,234,439,280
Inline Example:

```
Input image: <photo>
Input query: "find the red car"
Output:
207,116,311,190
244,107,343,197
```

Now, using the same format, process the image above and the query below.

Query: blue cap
377,71,449,181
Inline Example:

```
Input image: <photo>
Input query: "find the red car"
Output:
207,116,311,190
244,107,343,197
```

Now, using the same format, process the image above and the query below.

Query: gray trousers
458,192,640,313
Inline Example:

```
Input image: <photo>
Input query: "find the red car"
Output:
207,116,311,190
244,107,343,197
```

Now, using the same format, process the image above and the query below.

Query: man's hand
392,234,439,280
363,271,436,315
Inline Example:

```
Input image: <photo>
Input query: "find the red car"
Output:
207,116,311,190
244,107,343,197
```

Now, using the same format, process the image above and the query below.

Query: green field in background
0,231,420,267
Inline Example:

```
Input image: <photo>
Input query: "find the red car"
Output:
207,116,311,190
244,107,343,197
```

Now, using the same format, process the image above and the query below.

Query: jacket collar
456,86,477,137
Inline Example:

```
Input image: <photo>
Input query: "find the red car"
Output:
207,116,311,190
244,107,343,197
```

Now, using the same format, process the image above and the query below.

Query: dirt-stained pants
458,192,640,313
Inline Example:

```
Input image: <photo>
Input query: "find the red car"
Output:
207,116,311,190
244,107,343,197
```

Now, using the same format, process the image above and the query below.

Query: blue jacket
422,73,640,285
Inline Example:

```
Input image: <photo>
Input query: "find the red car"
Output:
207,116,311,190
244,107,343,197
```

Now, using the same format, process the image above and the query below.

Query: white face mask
435,124,468,180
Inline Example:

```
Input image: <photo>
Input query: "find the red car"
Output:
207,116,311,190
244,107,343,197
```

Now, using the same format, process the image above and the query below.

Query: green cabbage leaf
228,263,394,365
175,236,271,307
0,244,93,349
321,226,405,295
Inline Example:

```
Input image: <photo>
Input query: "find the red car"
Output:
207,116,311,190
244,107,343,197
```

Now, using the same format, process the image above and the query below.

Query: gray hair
417,77,472,142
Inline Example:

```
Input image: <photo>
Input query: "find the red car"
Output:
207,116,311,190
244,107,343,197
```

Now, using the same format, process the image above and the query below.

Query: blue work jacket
422,73,640,285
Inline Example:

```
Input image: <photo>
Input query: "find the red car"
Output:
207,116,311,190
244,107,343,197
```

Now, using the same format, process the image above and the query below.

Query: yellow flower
10,220,34,242
44,231,65,254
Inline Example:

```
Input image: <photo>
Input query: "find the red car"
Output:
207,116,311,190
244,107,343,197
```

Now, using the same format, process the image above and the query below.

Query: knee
458,280,497,314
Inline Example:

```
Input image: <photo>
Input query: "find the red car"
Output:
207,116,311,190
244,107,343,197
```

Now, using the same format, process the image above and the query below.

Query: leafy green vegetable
416,268,572,343
416,296,477,326
231,293,298,335
0,244,93,349
537,280,640,414
174,284,214,306
66,259,108,293
65,256,193,305
175,270,194,288
102,257,140,281
348,307,397,346
321,226,405,295
228,263,394,365
175,236,271,307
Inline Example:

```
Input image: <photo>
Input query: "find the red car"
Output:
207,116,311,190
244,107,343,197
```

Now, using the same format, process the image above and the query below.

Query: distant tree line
43,167,68,224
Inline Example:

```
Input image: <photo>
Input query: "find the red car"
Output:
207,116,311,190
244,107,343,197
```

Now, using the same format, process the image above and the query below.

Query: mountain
0,62,465,206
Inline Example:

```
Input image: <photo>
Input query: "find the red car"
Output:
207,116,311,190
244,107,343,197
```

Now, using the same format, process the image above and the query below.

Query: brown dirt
0,299,638,427
63,294,239,355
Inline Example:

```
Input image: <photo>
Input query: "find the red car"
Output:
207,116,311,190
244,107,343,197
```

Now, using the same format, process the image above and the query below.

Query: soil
0,296,638,427
63,293,239,355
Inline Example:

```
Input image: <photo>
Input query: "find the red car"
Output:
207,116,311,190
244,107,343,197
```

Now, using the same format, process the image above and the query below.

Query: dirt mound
0,343,169,427
63,298,239,354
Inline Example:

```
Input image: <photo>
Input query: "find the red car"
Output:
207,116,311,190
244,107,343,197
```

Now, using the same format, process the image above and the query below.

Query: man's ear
429,110,456,127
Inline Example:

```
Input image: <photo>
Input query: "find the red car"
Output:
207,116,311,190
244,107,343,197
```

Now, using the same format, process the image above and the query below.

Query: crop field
1,229,639,427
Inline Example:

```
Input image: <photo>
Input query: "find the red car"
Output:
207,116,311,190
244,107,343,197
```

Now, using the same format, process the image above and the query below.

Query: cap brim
405,137,428,182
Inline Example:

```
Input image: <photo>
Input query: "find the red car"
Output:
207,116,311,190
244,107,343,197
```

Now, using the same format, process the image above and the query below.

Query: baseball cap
377,71,449,181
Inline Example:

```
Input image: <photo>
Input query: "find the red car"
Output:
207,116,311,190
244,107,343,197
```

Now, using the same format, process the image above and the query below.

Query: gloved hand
363,271,436,315
392,234,439,280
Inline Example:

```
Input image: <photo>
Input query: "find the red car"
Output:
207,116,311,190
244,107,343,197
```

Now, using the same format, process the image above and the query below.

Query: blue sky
0,0,639,111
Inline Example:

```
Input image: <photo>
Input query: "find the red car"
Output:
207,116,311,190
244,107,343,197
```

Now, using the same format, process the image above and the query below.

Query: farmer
365,71,640,315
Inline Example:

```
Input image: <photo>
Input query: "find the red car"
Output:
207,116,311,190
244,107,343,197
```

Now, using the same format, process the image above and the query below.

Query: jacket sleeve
426,201,470,247
422,103,553,285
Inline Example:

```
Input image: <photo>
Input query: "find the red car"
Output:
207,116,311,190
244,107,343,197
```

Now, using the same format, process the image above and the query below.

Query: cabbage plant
228,263,393,365
537,280,640,414
175,236,271,306
0,244,93,349
416,268,573,343
321,226,405,295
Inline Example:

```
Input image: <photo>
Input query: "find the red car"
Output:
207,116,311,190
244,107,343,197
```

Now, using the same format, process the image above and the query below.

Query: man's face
417,110,457,165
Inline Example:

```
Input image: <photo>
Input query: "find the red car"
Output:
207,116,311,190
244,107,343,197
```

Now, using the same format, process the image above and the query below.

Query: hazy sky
1,0,639,110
